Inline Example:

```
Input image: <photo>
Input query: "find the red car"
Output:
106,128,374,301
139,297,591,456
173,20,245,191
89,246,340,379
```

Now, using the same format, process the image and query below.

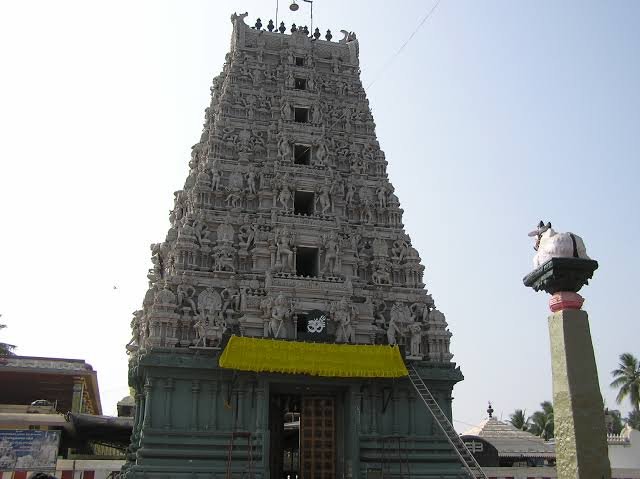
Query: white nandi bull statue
529,221,590,269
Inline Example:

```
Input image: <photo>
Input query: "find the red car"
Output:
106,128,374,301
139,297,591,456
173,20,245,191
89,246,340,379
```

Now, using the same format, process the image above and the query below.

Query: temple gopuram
123,12,473,479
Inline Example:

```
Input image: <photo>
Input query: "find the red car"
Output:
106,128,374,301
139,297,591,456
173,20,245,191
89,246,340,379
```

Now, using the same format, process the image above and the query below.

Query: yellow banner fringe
219,336,408,378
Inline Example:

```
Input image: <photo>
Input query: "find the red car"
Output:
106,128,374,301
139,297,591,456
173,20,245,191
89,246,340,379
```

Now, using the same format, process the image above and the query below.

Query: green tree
610,353,640,413
0,323,16,357
509,409,530,431
605,409,624,434
626,410,640,429
528,401,554,440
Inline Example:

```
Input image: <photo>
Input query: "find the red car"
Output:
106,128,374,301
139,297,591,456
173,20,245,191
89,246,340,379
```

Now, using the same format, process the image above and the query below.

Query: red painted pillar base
549,291,584,313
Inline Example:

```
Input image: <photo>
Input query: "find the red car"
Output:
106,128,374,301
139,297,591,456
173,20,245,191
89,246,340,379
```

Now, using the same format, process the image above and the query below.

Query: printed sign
298,309,333,342
0,430,60,471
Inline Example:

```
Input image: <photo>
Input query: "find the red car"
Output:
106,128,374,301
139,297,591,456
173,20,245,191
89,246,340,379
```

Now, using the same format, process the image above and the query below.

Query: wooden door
300,396,335,479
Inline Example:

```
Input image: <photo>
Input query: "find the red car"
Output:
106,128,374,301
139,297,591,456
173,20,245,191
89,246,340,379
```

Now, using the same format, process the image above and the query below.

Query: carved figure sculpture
193,312,225,348
216,215,235,244
529,221,589,268
275,228,294,272
387,315,401,345
345,183,356,205
278,135,292,163
197,287,222,322
391,237,410,263
409,323,423,357
278,182,292,211
238,215,256,250
211,166,222,191
372,265,391,285
316,180,333,215
268,293,291,339
246,168,257,194
280,99,292,121
332,298,355,343
376,184,388,208
126,310,144,349
193,212,208,247
314,139,328,166
177,275,198,315
322,232,341,275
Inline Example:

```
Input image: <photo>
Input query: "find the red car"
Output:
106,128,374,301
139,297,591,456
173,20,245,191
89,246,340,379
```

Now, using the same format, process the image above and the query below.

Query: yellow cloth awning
219,336,408,378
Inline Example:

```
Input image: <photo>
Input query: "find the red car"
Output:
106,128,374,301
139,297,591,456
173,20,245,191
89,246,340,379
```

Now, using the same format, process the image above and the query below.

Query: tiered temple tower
124,12,464,479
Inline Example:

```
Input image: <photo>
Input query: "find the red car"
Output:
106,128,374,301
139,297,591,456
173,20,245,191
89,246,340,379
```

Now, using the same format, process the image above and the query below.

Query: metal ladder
407,365,488,479
225,431,254,479
380,435,411,479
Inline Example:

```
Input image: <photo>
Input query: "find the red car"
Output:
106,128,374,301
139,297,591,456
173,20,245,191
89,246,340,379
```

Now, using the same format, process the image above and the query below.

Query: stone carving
197,287,222,321
331,297,356,343
372,264,391,285
278,134,292,163
217,215,235,244
177,275,198,315
386,313,401,345
238,215,256,251
274,228,295,272
277,177,293,211
409,323,424,357
246,167,257,194
194,313,225,347
315,180,333,215
391,236,410,263
529,221,589,268
132,14,453,364
267,293,292,339
322,232,341,276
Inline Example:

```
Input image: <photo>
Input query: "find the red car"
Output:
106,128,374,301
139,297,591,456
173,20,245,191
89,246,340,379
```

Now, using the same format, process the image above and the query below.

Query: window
295,57,305,67
294,191,315,215
294,144,311,165
296,247,319,277
294,78,307,90
294,107,309,123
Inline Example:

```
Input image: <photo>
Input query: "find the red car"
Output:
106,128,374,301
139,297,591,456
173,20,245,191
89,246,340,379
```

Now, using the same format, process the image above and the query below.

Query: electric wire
366,0,442,89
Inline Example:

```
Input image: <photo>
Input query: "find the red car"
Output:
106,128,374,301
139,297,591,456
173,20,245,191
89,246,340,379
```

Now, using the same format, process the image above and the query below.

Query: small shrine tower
123,12,465,479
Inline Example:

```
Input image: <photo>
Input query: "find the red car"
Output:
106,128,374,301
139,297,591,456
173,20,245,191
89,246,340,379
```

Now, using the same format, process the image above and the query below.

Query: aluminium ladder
407,365,488,479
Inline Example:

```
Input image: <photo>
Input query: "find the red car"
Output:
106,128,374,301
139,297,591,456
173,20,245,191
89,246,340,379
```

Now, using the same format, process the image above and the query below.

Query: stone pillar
549,308,611,478
71,377,85,413
524,257,611,479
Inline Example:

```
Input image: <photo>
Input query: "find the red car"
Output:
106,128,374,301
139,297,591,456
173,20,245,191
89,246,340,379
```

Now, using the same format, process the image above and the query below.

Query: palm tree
610,353,640,413
0,323,16,357
509,409,530,431
627,409,640,430
529,401,554,440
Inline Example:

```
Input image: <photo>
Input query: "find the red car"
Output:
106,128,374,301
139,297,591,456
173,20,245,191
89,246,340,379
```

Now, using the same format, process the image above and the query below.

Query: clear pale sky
0,0,638,431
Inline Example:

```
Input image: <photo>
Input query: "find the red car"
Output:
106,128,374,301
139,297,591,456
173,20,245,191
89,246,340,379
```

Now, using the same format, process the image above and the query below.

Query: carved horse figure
529,221,589,269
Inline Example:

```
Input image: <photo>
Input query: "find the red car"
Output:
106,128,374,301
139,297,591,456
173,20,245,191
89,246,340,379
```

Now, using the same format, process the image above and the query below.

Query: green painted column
549,309,611,478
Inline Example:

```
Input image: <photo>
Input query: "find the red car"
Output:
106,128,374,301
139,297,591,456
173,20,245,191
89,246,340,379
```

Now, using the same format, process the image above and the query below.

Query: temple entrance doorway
269,392,336,479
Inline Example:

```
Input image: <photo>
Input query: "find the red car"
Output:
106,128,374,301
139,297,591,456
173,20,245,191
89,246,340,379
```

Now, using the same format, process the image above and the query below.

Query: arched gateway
123,12,473,479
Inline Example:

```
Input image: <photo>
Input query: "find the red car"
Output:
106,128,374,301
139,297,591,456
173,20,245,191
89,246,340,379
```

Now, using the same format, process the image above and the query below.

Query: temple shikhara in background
123,12,469,479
